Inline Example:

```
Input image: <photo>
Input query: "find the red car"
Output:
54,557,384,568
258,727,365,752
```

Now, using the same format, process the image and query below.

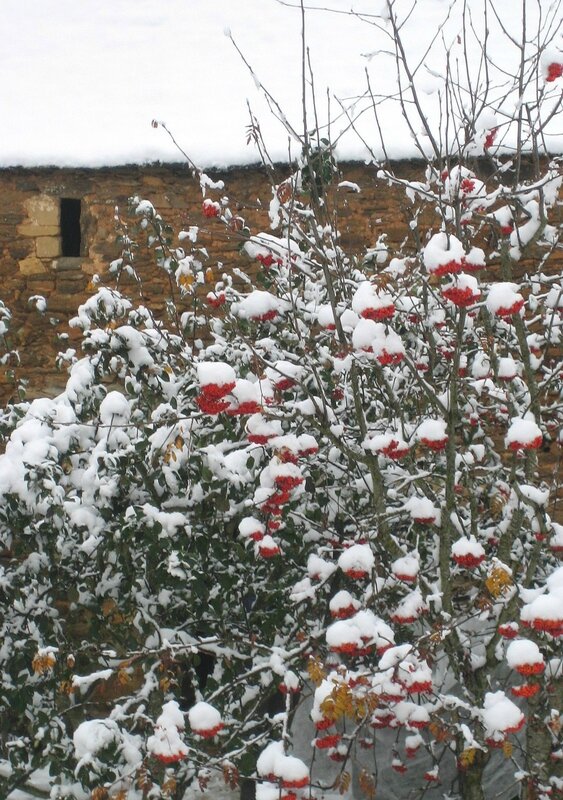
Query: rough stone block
4,241,33,260
36,237,61,258
54,256,82,272
19,257,47,276
25,195,59,227
0,212,24,226
57,278,87,295
24,278,56,293
17,222,60,237
47,294,83,313
81,258,103,276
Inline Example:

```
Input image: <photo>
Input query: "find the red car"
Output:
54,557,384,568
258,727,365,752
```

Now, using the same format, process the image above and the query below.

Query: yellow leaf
485,566,513,598
178,273,195,289
307,657,326,687
320,695,336,723
331,683,354,720
355,698,367,721
366,691,380,712
458,748,477,769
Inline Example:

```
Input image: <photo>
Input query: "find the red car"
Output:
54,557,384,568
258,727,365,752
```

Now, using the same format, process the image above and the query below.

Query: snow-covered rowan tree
0,2,562,800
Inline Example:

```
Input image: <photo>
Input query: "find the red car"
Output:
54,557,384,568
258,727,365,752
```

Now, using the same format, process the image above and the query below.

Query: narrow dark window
60,198,81,257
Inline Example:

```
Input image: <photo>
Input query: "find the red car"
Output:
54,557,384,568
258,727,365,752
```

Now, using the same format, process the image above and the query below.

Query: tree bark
522,677,563,800
458,749,489,800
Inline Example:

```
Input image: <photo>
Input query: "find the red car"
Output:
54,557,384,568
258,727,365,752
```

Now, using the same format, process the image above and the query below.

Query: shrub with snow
0,5,561,800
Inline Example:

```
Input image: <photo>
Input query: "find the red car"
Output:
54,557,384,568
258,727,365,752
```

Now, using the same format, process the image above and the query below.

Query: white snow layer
1,0,561,168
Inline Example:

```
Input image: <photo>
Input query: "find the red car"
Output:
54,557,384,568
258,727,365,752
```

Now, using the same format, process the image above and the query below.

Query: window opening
60,198,81,257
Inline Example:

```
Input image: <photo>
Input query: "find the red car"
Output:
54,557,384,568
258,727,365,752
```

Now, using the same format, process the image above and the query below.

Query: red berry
546,62,563,82
202,199,221,218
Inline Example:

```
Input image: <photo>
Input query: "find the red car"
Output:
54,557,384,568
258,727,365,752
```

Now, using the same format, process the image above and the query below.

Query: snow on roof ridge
1,0,561,168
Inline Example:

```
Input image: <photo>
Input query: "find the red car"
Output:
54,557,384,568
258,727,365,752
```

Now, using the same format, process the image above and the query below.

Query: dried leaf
359,769,376,799
198,771,210,792
117,668,131,687
490,493,507,516
475,595,493,612
548,711,561,736
136,765,152,791
428,721,450,743
277,182,293,204
334,771,351,795
502,740,513,759
374,273,394,290
102,598,117,618
162,777,178,797
222,763,239,790
32,651,56,675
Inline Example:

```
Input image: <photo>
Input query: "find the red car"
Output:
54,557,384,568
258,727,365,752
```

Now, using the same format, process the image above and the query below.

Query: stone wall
0,162,412,401
0,161,560,404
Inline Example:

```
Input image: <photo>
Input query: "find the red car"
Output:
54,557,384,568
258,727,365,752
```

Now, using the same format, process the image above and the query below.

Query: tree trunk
522,677,563,800
458,746,489,800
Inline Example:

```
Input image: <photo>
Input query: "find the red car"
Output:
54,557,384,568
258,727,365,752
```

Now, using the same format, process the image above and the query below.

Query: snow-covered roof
1,0,561,169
